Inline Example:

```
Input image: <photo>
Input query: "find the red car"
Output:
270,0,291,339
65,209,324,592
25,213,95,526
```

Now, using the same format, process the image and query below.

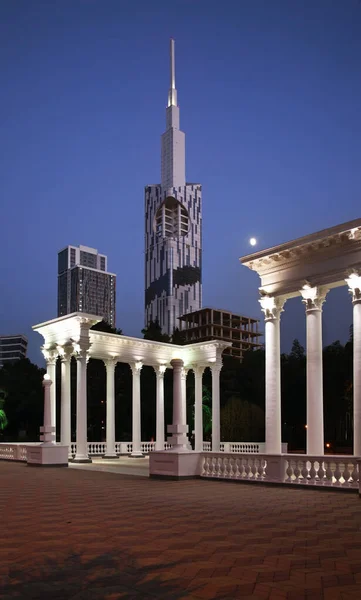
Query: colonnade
260,276,361,457
42,346,222,462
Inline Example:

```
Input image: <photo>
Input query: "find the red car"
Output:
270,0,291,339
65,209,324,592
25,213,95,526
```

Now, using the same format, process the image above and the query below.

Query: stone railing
0,443,38,462
284,455,359,487
70,441,172,456
202,442,288,453
200,453,360,490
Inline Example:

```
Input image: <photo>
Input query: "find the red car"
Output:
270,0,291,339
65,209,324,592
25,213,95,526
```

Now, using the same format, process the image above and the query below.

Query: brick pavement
1,461,361,600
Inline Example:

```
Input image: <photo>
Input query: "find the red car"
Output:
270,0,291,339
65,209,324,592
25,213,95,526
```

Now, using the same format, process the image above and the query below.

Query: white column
211,364,221,452
155,365,166,451
301,285,327,455
130,362,143,457
74,350,91,462
181,367,188,425
259,296,285,454
60,349,72,457
194,366,204,452
167,358,189,451
346,275,361,456
40,375,55,444
104,358,118,458
42,348,58,435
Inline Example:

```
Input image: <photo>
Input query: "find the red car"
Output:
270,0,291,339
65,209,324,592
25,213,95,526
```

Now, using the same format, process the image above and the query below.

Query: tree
187,380,212,439
91,320,122,335
0,389,8,432
221,397,264,442
141,320,170,343
281,339,306,450
0,359,45,441
171,328,186,345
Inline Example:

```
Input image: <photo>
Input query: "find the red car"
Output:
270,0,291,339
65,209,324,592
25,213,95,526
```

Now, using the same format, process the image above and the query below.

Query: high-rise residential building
57,245,116,327
0,335,28,368
179,308,263,361
144,39,202,336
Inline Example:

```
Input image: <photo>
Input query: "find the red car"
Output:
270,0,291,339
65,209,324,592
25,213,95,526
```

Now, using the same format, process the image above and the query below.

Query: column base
70,456,92,464
167,423,189,451
129,453,145,458
26,444,68,467
102,454,119,460
149,451,201,479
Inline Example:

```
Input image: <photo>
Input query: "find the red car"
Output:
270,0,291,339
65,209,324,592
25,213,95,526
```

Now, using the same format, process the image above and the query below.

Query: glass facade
57,246,116,326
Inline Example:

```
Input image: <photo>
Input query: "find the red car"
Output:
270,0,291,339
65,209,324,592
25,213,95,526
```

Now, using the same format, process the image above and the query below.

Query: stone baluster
346,274,361,456
300,284,328,455
104,357,118,459
155,365,166,451
130,362,143,457
194,366,204,452
259,295,285,454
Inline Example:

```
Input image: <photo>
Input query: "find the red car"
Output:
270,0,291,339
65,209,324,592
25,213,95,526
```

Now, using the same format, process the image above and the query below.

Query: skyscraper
58,245,116,327
0,335,28,368
144,39,202,336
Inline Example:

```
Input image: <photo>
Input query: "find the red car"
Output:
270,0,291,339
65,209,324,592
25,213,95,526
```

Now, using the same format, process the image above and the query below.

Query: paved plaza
1,462,361,600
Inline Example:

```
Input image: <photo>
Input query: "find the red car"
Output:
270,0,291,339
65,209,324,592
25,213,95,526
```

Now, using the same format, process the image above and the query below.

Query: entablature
240,218,361,298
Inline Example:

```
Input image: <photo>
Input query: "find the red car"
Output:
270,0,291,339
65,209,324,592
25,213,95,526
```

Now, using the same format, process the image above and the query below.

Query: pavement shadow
3,552,191,600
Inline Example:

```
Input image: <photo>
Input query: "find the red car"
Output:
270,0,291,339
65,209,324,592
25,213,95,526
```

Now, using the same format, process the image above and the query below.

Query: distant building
144,39,202,336
0,335,28,368
179,308,263,361
57,245,116,327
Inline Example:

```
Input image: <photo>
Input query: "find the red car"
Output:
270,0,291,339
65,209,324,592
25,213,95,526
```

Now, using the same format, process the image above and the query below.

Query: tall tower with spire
144,39,202,336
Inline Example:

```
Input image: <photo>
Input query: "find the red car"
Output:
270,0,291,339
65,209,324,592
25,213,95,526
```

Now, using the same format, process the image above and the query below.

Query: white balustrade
69,441,172,456
201,453,267,480
87,442,107,455
284,455,359,488
200,452,359,490
0,443,38,461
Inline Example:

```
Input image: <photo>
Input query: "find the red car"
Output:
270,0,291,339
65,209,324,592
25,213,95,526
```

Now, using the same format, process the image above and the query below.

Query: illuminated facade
58,245,116,327
145,39,202,336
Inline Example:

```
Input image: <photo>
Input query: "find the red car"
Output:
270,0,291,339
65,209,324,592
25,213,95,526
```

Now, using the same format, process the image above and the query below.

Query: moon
249,237,257,247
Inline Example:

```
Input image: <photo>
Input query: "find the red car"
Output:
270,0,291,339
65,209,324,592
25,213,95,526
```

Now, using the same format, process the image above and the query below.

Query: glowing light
305,424,308,429
249,237,257,247
326,443,330,448
43,374,51,381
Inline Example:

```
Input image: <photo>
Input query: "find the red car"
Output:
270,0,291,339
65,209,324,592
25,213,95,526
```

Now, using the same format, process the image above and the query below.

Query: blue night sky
1,0,361,365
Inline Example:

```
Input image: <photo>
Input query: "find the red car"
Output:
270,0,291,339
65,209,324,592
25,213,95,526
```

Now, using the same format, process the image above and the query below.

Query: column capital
42,375,52,388
170,358,184,370
58,344,73,363
104,356,118,371
73,340,91,361
259,295,285,322
41,346,58,365
300,284,328,312
209,361,222,374
180,366,189,381
154,364,167,378
346,273,361,304
192,365,205,378
130,361,143,374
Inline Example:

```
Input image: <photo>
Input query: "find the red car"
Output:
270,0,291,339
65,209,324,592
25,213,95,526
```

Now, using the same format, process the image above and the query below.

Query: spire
168,38,177,107
161,38,185,189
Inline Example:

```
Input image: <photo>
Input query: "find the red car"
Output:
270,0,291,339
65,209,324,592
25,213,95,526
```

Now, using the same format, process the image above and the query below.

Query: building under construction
179,307,263,361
